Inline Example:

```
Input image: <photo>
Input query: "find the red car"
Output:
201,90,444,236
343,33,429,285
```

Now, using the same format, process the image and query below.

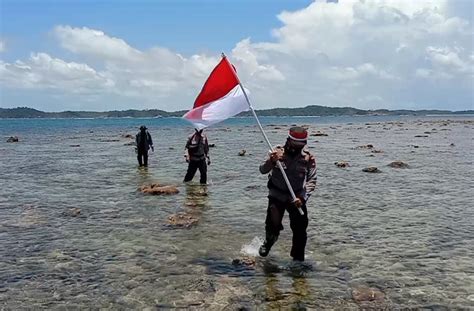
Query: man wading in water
135,125,154,167
258,126,317,262
183,129,210,184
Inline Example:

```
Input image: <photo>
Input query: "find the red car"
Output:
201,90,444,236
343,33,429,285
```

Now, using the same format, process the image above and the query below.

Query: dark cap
140,125,147,130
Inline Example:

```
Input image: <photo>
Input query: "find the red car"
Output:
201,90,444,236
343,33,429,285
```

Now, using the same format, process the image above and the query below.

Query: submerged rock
310,131,328,136
238,149,246,156
209,144,216,148
355,144,374,149
232,256,256,268
414,135,429,138
362,167,381,173
7,136,19,143
352,285,385,302
388,161,410,168
334,161,350,168
122,134,134,139
62,208,82,217
167,212,199,227
371,149,384,154
69,144,80,147
140,184,179,195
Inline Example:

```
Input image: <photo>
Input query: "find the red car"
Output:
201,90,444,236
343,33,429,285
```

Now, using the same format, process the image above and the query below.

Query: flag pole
222,53,304,216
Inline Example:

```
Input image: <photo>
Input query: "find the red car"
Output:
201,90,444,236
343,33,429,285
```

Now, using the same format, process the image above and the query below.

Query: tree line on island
0,106,472,119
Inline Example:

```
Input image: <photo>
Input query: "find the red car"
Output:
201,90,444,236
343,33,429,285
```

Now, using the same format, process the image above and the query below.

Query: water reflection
263,273,311,309
184,184,209,211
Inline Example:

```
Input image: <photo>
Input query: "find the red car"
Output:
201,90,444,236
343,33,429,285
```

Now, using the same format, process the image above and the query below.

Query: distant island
0,106,472,119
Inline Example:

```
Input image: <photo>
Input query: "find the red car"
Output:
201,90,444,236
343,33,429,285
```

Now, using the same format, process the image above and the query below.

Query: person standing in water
135,125,154,167
184,129,210,184
258,126,317,262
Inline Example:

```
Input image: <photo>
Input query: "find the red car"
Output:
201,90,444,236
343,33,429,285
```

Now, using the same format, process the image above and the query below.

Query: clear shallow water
0,115,473,309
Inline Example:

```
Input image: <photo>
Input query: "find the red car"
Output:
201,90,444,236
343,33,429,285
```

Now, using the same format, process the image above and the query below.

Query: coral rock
7,136,19,143
362,166,380,173
140,183,179,195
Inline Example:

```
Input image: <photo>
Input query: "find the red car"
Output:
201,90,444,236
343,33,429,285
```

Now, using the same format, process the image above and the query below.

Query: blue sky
0,0,473,112
1,0,313,60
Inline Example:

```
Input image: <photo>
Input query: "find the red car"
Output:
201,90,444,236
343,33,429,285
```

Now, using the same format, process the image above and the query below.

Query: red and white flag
183,56,249,129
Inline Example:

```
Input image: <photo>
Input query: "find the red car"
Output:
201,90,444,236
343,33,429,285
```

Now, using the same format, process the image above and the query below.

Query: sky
0,0,473,112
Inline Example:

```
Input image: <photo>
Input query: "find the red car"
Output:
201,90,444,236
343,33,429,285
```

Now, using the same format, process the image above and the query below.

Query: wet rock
187,278,216,293
388,161,409,168
334,161,350,168
424,131,432,134
62,208,82,217
238,149,246,156
371,149,384,153
352,285,385,302
7,136,19,143
310,131,328,136
122,134,134,139
124,142,136,146
209,144,216,148
415,135,429,138
413,145,419,148
244,185,263,191
355,144,374,149
69,144,80,147
450,143,455,147
140,184,179,195
167,212,198,227
232,256,256,268
362,167,381,173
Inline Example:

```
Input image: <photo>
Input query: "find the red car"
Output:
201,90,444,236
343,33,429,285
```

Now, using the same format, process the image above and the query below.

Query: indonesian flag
183,56,249,129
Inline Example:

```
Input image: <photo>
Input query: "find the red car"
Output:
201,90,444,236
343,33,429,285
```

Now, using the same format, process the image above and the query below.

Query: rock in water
362,166,381,173
238,149,246,156
140,183,179,195
122,134,134,139
232,256,256,267
7,136,19,143
334,161,350,168
62,208,82,217
167,213,198,227
388,161,409,168
352,286,385,302
355,144,374,149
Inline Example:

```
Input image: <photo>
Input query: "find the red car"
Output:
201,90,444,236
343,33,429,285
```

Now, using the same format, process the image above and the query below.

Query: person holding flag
258,126,317,262
183,54,317,261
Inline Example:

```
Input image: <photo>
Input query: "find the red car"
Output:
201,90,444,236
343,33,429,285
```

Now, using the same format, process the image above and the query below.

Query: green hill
0,106,472,119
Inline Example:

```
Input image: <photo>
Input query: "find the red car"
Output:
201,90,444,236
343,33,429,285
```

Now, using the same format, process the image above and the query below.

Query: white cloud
0,0,472,111
0,40,5,53
0,53,114,94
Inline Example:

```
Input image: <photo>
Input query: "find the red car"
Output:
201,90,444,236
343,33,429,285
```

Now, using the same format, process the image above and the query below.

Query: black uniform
259,145,317,261
184,131,210,184
135,128,153,167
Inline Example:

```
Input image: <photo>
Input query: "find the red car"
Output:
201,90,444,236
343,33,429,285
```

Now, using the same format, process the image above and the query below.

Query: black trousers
265,197,308,261
137,149,148,167
184,159,207,184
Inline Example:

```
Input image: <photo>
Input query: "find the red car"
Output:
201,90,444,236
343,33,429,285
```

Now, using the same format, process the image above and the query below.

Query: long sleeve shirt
260,145,317,203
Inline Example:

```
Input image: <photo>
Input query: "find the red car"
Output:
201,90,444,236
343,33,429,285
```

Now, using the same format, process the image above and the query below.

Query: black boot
259,234,277,257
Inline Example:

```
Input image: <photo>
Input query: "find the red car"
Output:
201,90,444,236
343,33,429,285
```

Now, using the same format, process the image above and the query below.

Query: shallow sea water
0,115,473,309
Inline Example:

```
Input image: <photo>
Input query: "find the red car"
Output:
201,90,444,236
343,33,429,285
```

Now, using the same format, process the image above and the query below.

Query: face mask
284,139,304,155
